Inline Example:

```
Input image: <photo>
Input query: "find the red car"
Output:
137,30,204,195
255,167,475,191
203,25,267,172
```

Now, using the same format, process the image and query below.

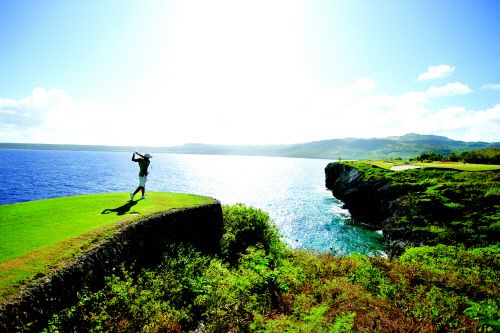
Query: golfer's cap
144,153,152,158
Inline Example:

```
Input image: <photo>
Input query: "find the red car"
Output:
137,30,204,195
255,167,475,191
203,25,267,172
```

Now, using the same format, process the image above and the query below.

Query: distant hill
2,133,499,160
161,133,500,160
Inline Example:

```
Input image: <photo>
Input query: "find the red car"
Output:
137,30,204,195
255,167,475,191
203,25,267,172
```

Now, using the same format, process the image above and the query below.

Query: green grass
365,160,398,169
339,161,500,252
39,205,500,332
412,161,500,171
0,192,215,300
365,160,500,171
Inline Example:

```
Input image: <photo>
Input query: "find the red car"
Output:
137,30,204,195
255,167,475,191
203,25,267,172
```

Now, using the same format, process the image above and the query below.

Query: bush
221,203,284,264
39,206,498,332
465,299,500,331
460,148,500,164
414,151,444,161
415,148,500,164
347,255,395,300
41,205,294,332
400,244,500,289
393,245,500,331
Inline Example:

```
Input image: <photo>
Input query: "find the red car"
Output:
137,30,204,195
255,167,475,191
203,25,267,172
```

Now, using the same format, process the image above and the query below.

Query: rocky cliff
0,202,223,332
325,161,500,258
325,162,432,257
325,162,390,229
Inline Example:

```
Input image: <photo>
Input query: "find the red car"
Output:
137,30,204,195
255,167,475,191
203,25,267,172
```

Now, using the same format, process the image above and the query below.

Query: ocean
0,149,384,255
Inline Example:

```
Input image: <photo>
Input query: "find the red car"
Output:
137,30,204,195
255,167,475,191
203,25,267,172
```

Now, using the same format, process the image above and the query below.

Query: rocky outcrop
0,202,223,333
325,163,415,256
325,163,389,229
326,161,500,258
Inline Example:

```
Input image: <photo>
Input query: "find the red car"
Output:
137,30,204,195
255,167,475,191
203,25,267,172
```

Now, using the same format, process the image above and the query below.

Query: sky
1,0,500,146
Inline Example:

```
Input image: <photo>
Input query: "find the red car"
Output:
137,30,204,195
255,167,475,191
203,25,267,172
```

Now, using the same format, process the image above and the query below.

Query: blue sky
1,0,499,146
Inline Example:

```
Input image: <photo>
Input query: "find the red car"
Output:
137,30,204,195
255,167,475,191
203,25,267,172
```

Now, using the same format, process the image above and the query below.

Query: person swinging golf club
130,151,152,200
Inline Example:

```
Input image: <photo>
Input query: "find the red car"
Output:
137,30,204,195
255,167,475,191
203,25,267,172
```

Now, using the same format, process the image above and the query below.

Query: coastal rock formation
325,162,418,256
0,202,223,332
325,161,500,258
325,162,387,229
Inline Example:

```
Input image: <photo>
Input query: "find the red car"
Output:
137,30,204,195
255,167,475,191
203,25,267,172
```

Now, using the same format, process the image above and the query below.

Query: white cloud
1,77,498,146
351,77,376,93
295,80,497,143
417,64,455,81
0,87,66,127
425,82,473,97
427,105,500,142
482,83,500,90
0,88,133,145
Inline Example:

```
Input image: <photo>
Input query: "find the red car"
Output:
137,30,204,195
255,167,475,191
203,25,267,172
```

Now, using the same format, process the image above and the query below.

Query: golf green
0,192,215,299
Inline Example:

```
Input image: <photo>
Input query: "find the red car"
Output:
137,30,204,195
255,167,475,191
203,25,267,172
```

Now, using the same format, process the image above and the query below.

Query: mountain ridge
1,133,499,160
166,133,498,159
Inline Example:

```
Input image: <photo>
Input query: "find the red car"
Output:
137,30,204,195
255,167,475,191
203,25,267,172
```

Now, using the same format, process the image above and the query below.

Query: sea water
0,149,384,255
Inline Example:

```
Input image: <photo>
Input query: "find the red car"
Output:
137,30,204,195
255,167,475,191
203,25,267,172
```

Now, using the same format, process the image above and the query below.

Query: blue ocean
0,149,384,255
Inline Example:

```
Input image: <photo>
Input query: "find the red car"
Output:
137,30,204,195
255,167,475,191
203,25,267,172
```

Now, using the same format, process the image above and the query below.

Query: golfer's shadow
101,199,142,216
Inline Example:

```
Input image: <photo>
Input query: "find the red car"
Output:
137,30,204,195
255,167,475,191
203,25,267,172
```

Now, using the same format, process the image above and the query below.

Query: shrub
400,244,500,289
464,299,500,331
414,151,444,161
39,206,497,332
221,204,284,264
41,205,294,332
347,255,396,300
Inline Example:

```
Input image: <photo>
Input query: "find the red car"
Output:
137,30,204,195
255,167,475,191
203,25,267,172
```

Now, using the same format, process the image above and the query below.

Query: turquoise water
0,149,384,255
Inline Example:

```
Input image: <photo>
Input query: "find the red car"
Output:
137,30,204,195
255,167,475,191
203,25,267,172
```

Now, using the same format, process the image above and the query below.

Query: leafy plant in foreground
39,205,498,332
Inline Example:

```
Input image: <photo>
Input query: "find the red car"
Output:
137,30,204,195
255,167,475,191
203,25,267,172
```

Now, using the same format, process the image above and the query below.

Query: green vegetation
364,148,500,171
345,161,500,249
448,148,500,165
366,159,500,171
411,161,500,171
142,134,500,160
38,205,499,332
413,148,500,166
5,154,499,331
3,133,499,160
413,151,445,162
0,192,215,300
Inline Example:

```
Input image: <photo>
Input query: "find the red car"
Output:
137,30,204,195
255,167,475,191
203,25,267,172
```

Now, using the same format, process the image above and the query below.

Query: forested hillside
2,133,499,160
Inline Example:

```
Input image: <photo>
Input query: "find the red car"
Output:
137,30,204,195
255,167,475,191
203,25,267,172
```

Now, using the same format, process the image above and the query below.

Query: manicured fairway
366,160,500,171
0,192,215,300
411,161,500,171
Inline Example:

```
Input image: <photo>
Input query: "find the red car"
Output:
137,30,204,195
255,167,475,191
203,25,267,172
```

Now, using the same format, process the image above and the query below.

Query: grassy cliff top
0,192,215,300
362,160,500,171
336,160,500,186
331,161,500,251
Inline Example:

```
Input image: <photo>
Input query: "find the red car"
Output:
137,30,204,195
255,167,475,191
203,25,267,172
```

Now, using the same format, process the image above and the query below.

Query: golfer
130,152,152,200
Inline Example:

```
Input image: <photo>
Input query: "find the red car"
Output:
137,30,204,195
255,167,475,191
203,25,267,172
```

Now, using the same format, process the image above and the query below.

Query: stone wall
0,202,223,332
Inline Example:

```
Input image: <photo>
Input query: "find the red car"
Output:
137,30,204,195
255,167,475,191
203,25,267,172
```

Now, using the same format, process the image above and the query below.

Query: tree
414,152,444,162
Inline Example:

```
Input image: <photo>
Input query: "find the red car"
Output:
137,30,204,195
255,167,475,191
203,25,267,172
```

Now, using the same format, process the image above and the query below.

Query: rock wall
325,162,389,229
326,161,500,259
325,162,413,256
0,202,223,332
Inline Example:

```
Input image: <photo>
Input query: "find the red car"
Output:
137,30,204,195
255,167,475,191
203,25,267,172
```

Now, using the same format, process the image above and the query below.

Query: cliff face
325,163,391,229
325,162,417,256
0,202,223,332
325,161,500,258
